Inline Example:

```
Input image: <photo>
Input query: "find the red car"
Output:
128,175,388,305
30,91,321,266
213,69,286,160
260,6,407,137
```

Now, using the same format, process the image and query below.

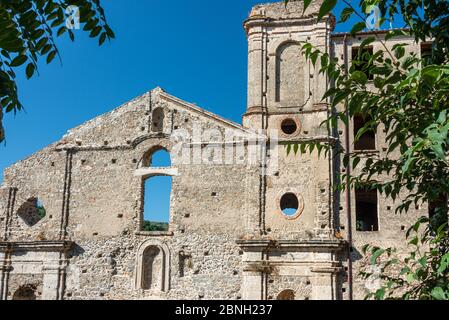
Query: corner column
311,266,340,300
241,250,264,300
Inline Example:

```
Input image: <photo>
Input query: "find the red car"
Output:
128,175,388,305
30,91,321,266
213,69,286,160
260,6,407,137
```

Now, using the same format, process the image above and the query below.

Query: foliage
0,0,114,143
142,221,169,232
37,204,46,219
362,218,449,300
286,0,449,299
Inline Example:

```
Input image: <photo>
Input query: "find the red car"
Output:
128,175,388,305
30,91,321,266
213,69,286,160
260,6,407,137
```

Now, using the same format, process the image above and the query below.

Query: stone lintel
134,167,178,178
135,231,174,237
311,266,342,274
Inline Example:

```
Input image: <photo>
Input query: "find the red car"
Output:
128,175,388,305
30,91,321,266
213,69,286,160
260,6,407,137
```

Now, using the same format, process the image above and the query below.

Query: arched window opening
142,148,171,168
17,197,46,227
151,108,165,133
277,289,295,300
12,285,37,300
275,42,304,106
150,149,171,167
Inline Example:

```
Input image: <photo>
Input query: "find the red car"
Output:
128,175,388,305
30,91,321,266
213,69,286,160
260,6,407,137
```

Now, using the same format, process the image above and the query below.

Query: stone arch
142,146,172,168
277,289,295,300
275,41,305,106
136,239,171,292
151,107,165,133
16,197,46,227
12,284,38,300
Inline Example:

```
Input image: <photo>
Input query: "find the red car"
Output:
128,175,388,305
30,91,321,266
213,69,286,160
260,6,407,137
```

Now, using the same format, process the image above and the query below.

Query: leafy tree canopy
0,0,114,143
286,0,449,299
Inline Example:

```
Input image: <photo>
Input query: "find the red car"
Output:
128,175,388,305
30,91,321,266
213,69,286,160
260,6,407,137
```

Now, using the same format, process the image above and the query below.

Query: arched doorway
142,246,163,290
277,289,295,300
12,285,37,300
136,239,171,292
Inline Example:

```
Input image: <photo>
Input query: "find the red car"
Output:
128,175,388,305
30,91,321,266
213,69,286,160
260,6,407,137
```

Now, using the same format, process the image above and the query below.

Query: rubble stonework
0,1,424,300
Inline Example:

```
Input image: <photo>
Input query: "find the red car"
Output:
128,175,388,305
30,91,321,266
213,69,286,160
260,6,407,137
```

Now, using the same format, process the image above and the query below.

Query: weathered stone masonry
0,1,427,300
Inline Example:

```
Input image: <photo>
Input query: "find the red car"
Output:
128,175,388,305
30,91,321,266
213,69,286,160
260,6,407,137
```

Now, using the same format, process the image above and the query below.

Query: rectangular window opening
356,188,379,232
428,194,449,229
141,176,172,232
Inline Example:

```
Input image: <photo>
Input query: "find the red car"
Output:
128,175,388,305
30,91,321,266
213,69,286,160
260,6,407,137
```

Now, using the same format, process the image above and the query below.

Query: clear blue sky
0,1,392,222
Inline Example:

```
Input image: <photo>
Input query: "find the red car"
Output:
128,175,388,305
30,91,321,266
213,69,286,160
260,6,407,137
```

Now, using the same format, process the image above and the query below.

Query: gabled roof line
157,90,254,134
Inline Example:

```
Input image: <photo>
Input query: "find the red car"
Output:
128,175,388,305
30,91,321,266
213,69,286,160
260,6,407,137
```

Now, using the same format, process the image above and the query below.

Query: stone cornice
0,241,75,253
236,239,347,251
244,15,333,35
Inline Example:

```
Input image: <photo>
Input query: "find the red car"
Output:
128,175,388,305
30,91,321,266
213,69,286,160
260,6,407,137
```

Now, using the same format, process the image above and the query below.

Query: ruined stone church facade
0,1,426,300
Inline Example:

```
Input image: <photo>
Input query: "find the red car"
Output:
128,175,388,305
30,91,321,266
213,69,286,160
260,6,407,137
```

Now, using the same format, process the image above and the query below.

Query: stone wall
332,32,426,300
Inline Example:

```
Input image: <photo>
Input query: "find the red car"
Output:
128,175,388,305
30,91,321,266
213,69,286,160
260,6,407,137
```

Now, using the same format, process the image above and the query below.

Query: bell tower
238,2,344,300
243,0,335,135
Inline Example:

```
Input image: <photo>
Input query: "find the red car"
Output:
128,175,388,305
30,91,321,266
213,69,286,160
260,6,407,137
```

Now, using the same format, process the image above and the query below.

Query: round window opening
280,193,299,217
281,119,298,135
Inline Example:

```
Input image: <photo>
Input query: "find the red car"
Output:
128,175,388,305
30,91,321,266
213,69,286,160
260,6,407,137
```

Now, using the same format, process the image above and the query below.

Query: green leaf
353,157,360,169
406,273,415,284
90,26,102,38
293,143,299,155
352,71,368,85
431,287,447,300
374,288,385,300
41,44,53,55
25,63,35,79
317,0,337,21
332,89,351,107
371,248,385,264
68,30,75,41
57,26,67,37
1,50,11,60
339,7,354,22
35,37,48,51
394,46,405,59
437,253,449,273
409,236,419,246
104,25,115,39
350,22,366,36
360,36,376,49
322,87,338,100
99,32,107,46
46,50,57,64
10,55,27,67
